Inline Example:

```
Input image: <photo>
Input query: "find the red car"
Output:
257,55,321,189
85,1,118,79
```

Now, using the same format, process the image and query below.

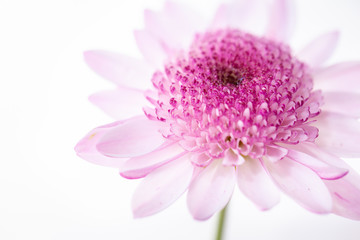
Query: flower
75,0,360,221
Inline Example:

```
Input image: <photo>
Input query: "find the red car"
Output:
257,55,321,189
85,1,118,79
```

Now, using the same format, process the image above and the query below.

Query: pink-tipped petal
97,116,165,158
265,0,295,42
325,171,360,220
120,143,184,179
297,31,339,68
134,29,168,68
83,50,152,89
313,61,360,92
211,0,267,35
314,111,360,157
89,88,147,119
132,154,193,218
322,92,360,118
287,149,348,180
223,148,245,166
75,121,126,168
187,160,236,220
265,157,332,214
265,145,288,162
144,1,206,50
237,158,280,210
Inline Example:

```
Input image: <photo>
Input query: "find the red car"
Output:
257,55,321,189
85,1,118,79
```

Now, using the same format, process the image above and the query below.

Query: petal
264,157,332,214
89,88,147,119
144,1,206,50
74,121,126,168
134,29,168,68
325,171,360,220
265,145,288,162
120,142,185,179
297,31,339,68
298,144,360,220
187,160,236,220
287,149,348,180
314,111,360,157
237,158,280,210
322,91,360,117
223,148,245,166
265,0,295,42
132,154,194,218
83,50,152,89
97,116,166,158
313,61,360,92
211,0,267,36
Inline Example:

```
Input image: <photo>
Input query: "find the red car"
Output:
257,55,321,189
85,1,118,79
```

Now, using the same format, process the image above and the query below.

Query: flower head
75,0,360,221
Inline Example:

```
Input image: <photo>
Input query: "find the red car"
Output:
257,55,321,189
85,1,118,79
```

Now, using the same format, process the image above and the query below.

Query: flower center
150,29,321,163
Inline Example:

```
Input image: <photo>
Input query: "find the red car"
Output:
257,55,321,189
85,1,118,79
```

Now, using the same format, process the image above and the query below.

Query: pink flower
75,0,360,221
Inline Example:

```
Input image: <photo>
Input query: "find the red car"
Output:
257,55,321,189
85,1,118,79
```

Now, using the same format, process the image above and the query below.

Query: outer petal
97,116,166,158
287,149,348,180
297,143,360,220
134,29,168,68
211,0,267,36
144,1,206,50
75,121,126,168
297,31,339,68
264,157,332,214
187,160,236,220
120,143,185,179
313,61,360,92
265,0,295,42
83,50,152,89
321,92,360,118
314,111,360,157
132,154,193,218
237,158,280,210
89,88,147,119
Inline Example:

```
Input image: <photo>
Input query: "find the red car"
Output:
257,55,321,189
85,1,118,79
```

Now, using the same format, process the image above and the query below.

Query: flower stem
215,204,228,240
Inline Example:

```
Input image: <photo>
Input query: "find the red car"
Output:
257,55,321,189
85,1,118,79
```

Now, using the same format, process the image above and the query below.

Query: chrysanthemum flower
75,0,360,221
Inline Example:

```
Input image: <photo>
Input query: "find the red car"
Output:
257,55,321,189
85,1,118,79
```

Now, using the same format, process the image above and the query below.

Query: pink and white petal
294,143,360,219
313,61,360,92
187,160,236,220
134,29,168,68
287,149,348,180
89,88,148,119
237,158,280,210
324,170,360,220
265,0,295,43
120,143,185,179
75,121,126,168
132,154,193,218
97,115,166,158
322,92,360,118
83,50,152,89
296,31,339,69
211,0,267,36
265,145,288,162
144,1,206,50
314,111,360,157
264,157,332,214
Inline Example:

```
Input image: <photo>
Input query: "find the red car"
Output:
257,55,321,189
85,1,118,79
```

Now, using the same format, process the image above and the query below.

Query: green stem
215,204,228,240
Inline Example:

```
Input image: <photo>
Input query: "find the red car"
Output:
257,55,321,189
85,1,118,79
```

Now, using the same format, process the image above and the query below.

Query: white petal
187,160,236,220
132,154,194,218
265,158,332,214
237,158,280,210
297,31,339,68
83,50,152,89
314,111,360,157
97,116,165,158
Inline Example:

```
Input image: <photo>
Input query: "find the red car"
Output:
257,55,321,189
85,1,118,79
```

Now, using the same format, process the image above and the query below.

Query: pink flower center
150,29,321,163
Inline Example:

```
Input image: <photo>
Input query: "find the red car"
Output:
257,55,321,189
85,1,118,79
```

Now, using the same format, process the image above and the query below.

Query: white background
1,0,360,239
